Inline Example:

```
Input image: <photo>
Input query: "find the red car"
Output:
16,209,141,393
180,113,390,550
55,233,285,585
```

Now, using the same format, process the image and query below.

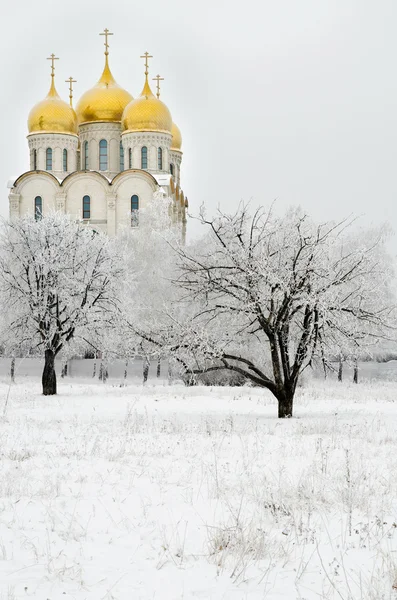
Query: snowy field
1,379,397,599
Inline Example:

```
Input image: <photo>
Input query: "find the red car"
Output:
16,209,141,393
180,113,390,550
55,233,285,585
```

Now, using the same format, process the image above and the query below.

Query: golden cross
47,53,59,77
152,74,164,98
100,28,113,55
140,51,153,76
65,76,77,107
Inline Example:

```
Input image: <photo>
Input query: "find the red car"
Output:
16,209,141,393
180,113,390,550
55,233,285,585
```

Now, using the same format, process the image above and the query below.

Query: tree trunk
61,361,68,378
10,357,15,383
338,355,343,382
353,360,358,384
42,349,57,395
99,361,108,383
157,357,161,378
143,357,150,384
277,389,294,418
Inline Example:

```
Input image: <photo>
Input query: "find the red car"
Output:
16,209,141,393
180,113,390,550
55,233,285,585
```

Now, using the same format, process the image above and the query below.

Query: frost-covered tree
0,213,121,395
172,205,395,417
115,193,183,366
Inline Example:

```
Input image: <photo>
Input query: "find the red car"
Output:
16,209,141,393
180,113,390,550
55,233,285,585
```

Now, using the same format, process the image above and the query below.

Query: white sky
1,0,396,247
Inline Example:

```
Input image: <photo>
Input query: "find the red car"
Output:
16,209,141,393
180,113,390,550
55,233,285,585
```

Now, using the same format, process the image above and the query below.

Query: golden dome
171,122,182,151
75,55,133,124
28,77,77,135
122,76,172,134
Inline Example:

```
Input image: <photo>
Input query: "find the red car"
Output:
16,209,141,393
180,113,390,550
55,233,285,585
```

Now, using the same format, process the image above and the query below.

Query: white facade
9,50,188,238
10,121,187,239
27,132,79,176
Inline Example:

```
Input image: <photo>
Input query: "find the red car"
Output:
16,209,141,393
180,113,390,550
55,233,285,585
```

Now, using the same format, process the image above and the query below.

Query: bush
195,369,248,387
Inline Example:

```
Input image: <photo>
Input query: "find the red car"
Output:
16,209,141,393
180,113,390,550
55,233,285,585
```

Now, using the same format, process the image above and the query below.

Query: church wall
121,131,172,175
113,175,157,232
109,138,120,173
17,176,58,218
79,122,122,178
27,133,78,177
63,174,108,227
170,150,182,186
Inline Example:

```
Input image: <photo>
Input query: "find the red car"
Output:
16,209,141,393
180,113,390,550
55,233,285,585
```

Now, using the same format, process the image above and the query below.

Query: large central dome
122,76,172,134
75,56,133,124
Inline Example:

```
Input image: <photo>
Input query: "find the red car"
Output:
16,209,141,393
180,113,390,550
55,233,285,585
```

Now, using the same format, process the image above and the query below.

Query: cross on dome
47,53,59,78
100,28,113,55
140,51,153,76
65,76,77,107
152,74,164,99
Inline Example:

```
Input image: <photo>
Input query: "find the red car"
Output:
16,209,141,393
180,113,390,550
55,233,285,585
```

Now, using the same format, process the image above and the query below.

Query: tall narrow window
120,142,124,172
141,146,147,169
158,147,163,170
84,141,88,169
128,148,132,169
83,195,91,219
34,196,42,220
170,163,174,176
63,149,68,172
99,139,108,171
46,148,52,171
131,194,139,227
33,149,37,170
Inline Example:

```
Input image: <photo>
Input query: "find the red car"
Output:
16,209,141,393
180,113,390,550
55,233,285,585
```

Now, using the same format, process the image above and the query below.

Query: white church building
8,30,188,239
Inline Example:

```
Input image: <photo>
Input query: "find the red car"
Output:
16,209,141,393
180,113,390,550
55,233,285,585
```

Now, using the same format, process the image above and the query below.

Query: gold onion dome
171,122,182,150
28,75,77,135
75,55,133,124
122,76,172,134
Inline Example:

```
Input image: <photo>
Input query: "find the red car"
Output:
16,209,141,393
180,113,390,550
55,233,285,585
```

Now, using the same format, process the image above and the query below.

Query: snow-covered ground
1,379,397,599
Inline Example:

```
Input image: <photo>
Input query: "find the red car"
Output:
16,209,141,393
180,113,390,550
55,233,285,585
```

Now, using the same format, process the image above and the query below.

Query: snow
1,379,397,599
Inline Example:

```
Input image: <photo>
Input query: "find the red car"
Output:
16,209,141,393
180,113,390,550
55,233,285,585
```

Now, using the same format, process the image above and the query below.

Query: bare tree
0,213,121,395
172,205,395,417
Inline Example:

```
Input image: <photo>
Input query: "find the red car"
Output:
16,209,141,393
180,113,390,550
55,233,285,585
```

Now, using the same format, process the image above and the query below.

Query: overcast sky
1,0,396,247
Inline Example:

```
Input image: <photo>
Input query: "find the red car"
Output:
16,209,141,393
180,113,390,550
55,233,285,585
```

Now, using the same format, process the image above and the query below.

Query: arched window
99,139,108,171
83,195,91,219
83,141,89,170
131,195,139,227
128,148,132,169
46,148,52,171
63,149,68,172
141,146,147,169
34,196,42,221
158,147,163,170
170,163,174,176
120,142,124,172
33,149,37,171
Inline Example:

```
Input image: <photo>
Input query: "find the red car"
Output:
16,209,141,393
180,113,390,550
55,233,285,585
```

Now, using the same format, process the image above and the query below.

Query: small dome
75,56,133,124
171,122,182,150
28,77,77,135
122,77,172,134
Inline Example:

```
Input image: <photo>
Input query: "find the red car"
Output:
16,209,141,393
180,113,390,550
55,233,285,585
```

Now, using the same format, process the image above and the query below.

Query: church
8,30,188,239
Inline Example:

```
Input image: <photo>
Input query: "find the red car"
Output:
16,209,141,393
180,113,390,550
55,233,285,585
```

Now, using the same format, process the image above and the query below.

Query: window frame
141,146,148,169
128,147,132,169
63,148,68,172
83,141,89,170
82,195,91,220
34,196,42,220
157,147,163,170
46,148,52,171
99,139,108,171
131,194,139,227
120,141,124,172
